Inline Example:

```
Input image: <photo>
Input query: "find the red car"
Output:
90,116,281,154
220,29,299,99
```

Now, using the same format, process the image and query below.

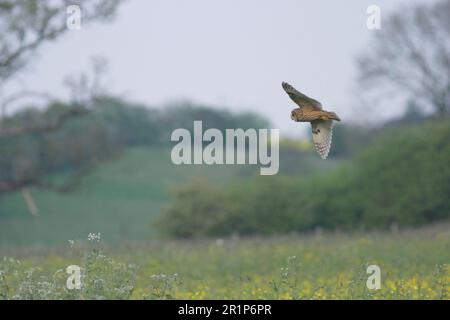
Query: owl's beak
290,114,295,121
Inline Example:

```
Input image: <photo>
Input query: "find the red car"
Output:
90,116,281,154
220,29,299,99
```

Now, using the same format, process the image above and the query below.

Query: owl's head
291,108,302,122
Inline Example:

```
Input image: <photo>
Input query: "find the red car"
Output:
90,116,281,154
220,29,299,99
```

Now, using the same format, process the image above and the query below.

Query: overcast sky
6,0,431,137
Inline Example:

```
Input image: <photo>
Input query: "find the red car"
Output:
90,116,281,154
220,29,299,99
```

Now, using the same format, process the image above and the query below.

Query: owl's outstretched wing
282,82,322,110
311,120,333,159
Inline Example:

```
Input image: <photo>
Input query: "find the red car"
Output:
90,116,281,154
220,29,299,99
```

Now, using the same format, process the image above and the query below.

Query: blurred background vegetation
0,0,449,247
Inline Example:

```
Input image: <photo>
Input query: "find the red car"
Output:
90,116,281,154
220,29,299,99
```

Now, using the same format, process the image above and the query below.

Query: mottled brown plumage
282,82,341,159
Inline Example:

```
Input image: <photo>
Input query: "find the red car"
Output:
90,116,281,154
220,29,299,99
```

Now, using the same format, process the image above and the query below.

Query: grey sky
7,0,430,137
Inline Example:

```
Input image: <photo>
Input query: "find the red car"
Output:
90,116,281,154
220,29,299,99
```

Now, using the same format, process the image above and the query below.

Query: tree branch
0,163,92,193
0,106,88,138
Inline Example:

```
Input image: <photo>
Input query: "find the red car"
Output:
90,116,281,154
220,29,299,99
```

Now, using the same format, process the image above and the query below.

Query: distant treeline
0,95,420,192
0,97,269,186
156,119,450,237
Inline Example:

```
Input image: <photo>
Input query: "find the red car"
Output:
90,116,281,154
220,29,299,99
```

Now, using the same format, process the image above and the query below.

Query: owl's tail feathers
327,112,341,121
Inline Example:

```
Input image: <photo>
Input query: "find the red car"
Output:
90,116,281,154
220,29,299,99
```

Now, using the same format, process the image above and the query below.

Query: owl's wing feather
311,120,333,159
282,82,322,110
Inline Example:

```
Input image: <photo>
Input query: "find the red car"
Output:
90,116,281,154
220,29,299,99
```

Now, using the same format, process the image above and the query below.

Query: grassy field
0,147,248,246
1,146,447,300
0,224,448,299
0,145,333,247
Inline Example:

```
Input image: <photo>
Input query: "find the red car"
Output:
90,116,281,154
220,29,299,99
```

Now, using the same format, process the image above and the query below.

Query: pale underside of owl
282,82,341,159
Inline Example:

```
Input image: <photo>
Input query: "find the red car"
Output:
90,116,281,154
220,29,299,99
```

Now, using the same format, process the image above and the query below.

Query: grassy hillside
0,147,248,246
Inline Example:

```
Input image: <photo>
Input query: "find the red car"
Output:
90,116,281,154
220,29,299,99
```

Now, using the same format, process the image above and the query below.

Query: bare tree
358,0,450,117
0,0,122,135
0,1,123,215
0,0,121,82
0,56,111,196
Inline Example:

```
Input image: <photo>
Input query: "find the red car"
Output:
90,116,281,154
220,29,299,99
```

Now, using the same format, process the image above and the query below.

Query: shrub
156,120,450,237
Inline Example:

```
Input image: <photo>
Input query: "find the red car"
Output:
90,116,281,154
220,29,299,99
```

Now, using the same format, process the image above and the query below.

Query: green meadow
0,224,448,299
0,147,246,246
0,123,448,300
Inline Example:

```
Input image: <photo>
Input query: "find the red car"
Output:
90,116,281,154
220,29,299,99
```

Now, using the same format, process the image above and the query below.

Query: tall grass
1,224,448,299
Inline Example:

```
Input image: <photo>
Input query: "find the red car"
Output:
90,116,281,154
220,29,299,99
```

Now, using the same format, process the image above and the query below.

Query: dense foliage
157,120,450,237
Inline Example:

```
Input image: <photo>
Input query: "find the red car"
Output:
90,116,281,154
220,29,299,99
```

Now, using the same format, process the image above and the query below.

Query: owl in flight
282,82,341,159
